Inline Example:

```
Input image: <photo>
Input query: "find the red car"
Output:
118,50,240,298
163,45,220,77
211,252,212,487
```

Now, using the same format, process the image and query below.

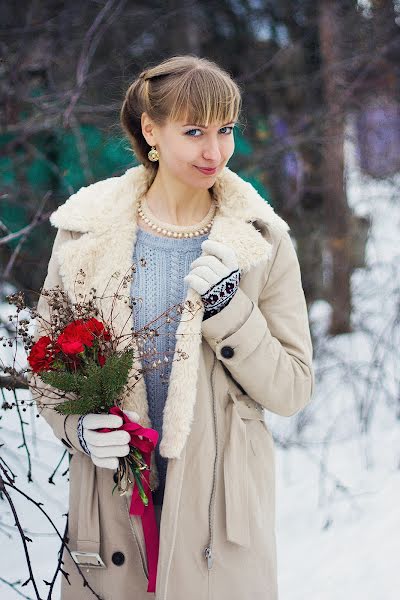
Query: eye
220,126,234,135
185,129,202,137
185,126,235,137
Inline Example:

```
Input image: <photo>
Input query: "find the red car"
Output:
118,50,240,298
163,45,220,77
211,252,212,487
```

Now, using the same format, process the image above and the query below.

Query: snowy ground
1,115,399,599
273,115,400,599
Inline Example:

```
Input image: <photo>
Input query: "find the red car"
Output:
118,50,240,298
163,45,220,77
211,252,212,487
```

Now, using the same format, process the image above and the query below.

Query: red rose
84,318,111,341
56,319,95,355
28,335,60,373
55,318,111,358
98,353,106,367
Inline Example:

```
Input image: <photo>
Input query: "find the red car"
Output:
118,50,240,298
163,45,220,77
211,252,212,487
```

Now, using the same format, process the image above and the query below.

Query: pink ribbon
100,406,160,593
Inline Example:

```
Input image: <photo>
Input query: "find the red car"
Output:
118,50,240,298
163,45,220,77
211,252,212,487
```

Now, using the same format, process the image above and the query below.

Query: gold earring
148,146,159,162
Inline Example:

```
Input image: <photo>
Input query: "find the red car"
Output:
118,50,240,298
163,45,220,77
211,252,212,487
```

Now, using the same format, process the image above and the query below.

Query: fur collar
49,164,289,474
50,163,289,241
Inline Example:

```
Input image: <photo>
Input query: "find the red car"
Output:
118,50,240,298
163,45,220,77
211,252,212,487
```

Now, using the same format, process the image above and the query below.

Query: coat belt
70,457,106,569
223,389,265,548
77,457,100,552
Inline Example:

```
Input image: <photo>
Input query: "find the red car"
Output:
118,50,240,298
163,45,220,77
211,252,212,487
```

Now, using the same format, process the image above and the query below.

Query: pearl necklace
137,195,217,238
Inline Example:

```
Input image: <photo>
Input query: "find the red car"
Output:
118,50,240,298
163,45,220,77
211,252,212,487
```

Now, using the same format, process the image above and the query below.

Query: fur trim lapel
50,164,289,239
49,165,289,463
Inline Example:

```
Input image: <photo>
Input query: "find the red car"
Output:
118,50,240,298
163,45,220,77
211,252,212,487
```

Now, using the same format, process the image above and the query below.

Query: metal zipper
124,496,149,580
204,354,218,571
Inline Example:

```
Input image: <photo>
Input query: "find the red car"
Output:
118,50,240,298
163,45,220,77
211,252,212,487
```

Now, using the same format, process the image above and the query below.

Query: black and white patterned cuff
202,269,241,321
77,415,91,455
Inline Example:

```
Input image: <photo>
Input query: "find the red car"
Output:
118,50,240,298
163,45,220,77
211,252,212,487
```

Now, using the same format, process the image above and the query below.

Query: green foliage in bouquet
40,349,134,415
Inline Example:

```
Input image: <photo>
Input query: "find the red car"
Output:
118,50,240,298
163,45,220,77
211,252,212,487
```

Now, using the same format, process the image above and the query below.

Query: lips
195,166,217,175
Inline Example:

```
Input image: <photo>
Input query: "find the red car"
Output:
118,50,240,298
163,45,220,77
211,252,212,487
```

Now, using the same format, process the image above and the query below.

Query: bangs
165,68,242,127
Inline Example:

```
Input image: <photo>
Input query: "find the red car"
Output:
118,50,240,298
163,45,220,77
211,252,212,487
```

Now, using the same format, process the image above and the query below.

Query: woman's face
142,112,236,189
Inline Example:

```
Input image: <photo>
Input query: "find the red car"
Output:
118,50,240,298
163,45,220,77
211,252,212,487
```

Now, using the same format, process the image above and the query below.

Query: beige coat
29,164,315,600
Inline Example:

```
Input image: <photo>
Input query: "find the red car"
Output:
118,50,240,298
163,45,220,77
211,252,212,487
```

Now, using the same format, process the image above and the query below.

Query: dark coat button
112,551,125,566
61,438,72,449
221,345,234,358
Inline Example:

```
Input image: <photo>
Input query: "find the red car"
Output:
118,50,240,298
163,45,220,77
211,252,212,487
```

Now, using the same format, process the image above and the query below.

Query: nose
202,136,222,163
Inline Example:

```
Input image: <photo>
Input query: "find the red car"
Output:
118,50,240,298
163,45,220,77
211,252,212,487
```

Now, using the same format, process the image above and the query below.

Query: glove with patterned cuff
184,239,241,320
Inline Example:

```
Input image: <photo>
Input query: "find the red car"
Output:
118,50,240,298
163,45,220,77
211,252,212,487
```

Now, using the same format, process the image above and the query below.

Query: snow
1,114,399,599
272,114,400,599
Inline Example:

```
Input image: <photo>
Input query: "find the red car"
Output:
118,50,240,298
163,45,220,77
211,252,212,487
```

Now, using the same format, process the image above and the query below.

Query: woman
30,55,314,600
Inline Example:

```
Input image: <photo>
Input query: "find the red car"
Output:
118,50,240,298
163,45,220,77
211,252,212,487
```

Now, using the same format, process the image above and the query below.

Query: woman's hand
77,410,140,469
184,240,241,319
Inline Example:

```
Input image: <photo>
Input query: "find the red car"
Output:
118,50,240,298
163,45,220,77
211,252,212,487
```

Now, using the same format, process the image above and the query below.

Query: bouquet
3,266,201,594
27,315,159,507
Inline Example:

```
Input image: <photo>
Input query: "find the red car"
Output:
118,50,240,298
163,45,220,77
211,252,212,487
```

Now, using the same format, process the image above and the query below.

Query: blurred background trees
1,0,399,332
1,3,400,597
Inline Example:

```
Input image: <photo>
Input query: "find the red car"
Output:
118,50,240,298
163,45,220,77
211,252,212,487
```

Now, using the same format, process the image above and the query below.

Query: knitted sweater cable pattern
130,226,209,505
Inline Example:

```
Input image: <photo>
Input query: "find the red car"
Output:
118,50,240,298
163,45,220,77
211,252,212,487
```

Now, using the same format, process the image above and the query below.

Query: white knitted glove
77,410,140,469
184,240,241,319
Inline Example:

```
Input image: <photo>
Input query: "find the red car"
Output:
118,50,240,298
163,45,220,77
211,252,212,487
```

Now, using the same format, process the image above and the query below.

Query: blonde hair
120,55,243,183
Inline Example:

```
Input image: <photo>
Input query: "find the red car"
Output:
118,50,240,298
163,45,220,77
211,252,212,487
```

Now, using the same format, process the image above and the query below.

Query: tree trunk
318,0,353,335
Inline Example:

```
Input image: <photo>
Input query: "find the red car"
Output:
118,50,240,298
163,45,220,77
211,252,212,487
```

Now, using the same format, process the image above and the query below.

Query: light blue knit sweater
130,226,209,505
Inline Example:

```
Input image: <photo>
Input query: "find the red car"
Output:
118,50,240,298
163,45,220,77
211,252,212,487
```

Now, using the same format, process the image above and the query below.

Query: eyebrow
182,121,236,127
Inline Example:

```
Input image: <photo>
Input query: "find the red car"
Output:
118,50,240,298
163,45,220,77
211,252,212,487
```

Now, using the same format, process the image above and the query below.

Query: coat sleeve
201,229,315,417
27,228,84,455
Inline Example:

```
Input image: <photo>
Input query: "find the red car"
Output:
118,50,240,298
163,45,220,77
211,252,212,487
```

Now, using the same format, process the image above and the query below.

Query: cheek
163,146,192,168
167,154,196,176
168,136,234,164
220,136,235,157
227,136,235,153
173,141,198,162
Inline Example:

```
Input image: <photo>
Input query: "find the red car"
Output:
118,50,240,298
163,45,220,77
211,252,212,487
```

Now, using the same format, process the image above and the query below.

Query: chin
191,181,212,191
180,172,213,189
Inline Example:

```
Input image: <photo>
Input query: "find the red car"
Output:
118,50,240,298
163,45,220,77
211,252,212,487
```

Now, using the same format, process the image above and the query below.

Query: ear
141,112,157,146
